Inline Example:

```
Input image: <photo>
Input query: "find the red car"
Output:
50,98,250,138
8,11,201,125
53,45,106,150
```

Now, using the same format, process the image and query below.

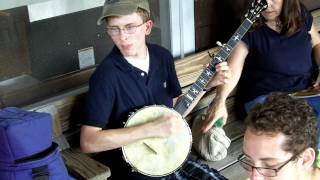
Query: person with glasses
240,93,320,180
80,0,230,179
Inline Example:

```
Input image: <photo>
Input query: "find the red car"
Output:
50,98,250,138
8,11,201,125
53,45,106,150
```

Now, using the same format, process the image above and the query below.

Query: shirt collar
111,43,158,73
110,46,133,72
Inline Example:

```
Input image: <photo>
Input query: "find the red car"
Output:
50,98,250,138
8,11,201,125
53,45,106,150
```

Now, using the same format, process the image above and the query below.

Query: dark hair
247,0,306,36
245,93,317,158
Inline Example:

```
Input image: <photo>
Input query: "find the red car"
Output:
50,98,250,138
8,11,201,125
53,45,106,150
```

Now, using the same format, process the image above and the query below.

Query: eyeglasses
237,154,297,177
106,22,145,36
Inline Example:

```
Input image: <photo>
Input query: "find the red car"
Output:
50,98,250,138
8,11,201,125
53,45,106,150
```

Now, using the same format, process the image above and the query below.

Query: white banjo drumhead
122,105,192,177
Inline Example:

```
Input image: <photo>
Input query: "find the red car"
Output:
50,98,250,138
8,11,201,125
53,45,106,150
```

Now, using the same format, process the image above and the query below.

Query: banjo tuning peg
207,51,214,58
216,41,223,47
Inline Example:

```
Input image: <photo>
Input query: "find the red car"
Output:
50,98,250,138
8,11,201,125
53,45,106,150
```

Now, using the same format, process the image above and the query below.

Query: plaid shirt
166,159,228,180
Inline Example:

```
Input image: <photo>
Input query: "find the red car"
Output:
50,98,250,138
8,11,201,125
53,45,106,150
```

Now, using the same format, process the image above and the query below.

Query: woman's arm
202,41,249,133
310,23,320,89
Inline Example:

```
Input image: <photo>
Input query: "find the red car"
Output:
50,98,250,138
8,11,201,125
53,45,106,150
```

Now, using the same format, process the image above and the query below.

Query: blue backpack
0,107,69,180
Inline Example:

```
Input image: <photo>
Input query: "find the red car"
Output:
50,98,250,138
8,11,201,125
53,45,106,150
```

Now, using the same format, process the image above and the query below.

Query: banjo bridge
143,142,158,155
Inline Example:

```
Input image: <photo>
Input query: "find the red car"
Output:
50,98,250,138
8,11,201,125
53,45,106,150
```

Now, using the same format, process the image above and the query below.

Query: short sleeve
241,32,252,50
166,52,182,98
82,70,115,128
304,9,313,31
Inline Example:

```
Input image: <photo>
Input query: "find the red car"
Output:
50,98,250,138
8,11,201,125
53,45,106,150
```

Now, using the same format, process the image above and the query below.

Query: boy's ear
299,147,316,170
145,20,153,35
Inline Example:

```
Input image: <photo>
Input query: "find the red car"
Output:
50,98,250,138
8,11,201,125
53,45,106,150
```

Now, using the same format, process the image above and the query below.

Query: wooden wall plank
312,9,320,32
175,47,219,87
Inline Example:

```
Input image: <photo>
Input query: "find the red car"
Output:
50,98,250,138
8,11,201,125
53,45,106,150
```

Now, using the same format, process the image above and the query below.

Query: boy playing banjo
80,0,230,179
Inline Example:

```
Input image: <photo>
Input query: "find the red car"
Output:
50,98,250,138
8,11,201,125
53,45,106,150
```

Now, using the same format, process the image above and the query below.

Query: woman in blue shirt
203,0,320,132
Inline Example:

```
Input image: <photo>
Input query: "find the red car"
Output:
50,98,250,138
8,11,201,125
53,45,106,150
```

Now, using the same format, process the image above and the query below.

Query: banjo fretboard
174,19,253,116
174,0,268,116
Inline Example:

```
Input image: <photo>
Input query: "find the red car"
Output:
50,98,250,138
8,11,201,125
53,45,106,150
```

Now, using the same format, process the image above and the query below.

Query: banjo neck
174,18,253,116
174,0,268,116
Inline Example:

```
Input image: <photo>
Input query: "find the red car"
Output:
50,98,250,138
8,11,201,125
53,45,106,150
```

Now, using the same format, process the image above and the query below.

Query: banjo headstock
245,0,268,22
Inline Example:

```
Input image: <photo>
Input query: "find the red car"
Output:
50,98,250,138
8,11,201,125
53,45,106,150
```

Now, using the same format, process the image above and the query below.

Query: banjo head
122,105,192,177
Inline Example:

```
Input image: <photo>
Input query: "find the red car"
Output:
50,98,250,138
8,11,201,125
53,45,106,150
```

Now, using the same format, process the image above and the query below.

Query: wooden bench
21,9,320,180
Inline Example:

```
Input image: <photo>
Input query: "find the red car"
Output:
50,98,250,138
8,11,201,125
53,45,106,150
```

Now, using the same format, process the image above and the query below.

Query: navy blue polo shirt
83,43,182,129
238,10,314,103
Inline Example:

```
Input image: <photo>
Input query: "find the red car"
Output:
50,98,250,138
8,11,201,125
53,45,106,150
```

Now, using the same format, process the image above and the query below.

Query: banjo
122,0,268,177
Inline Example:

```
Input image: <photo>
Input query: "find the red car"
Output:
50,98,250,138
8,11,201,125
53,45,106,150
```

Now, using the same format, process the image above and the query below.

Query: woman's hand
207,62,231,88
313,71,320,90
201,97,228,133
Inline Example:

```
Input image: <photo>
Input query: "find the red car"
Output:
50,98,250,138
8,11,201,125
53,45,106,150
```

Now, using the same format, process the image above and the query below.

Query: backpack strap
32,165,49,180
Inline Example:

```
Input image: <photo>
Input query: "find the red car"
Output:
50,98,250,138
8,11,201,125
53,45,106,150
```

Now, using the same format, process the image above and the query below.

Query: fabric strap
32,165,49,180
